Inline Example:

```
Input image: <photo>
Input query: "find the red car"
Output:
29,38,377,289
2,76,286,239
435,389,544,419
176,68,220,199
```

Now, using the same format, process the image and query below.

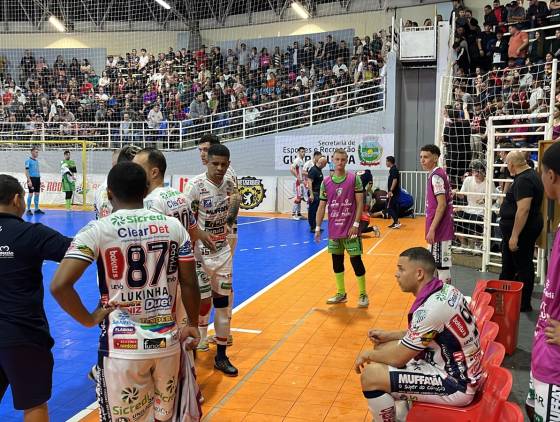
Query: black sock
216,344,227,359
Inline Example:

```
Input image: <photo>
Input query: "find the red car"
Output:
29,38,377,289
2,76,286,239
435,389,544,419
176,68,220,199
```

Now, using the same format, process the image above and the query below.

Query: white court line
229,328,263,334
237,217,274,226
366,230,393,255
67,245,328,421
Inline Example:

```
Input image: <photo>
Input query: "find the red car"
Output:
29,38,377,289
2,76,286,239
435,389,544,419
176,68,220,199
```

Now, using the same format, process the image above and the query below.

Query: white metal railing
400,170,428,215
0,79,384,150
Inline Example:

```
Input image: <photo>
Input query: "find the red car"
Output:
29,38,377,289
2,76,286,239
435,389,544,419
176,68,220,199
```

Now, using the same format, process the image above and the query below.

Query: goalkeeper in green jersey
60,150,77,211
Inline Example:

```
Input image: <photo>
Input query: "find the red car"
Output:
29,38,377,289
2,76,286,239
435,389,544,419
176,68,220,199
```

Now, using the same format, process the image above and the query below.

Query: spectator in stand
492,0,509,32
119,113,134,142
484,4,499,28
527,0,549,28
480,23,497,70
333,57,349,78
189,91,209,122
551,0,560,23
147,103,163,145
528,30,546,63
548,29,560,58
324,35,338,67
338,40,350,66
508,23,530,65
507,0,527,25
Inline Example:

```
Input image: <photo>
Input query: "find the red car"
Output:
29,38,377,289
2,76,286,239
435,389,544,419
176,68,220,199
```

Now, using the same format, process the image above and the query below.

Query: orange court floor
80,217,426,422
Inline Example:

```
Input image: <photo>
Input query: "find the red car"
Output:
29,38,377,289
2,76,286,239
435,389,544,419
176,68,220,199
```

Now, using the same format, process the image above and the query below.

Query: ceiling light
292,1,310,19
48,16,66,32
155,0,171,9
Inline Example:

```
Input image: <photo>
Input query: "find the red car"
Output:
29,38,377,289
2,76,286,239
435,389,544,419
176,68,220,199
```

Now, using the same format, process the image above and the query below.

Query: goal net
438,61,556,267
0,140,98,209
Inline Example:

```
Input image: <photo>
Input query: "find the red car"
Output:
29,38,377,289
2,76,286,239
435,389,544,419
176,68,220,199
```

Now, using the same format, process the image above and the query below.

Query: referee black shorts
28,177,41,193
0,344,53,410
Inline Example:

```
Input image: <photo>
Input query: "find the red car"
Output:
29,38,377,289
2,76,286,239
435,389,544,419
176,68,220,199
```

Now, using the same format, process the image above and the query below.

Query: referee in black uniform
307,156,327,232
0,174,71,420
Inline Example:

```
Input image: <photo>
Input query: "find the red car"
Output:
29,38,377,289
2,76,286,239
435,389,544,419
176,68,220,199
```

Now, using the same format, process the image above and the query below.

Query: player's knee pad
213,295,229,309
332,254,344,273
350,256,366,277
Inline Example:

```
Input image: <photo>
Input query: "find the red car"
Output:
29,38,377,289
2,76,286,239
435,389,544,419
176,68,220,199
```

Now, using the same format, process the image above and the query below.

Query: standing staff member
307,156,327,233
315,148,369,308
0,174,71,422
386,156,401,229
419,145,454,284
499,150,544,312
25,146,44,215
60,150,77,211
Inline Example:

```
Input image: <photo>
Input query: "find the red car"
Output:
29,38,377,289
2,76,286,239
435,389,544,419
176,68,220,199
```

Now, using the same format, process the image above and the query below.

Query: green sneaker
326,293,347,304
358,294,369,308
196,339,209,352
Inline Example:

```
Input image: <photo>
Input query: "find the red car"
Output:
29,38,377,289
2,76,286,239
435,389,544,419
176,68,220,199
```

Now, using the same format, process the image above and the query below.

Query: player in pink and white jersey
290,146,306,220
51,162,200,422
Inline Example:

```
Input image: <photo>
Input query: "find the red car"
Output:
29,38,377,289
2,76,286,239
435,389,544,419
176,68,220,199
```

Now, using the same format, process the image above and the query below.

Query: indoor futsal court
0,210,424,422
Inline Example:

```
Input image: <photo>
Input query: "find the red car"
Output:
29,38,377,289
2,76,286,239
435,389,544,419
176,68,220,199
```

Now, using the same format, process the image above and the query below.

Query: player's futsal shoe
326,293,347,304
207,335,233,346
34,209,45,214
214,356,238,377
26,210,33,215
388,222,401,229
196,339,209,352
358,294,370,308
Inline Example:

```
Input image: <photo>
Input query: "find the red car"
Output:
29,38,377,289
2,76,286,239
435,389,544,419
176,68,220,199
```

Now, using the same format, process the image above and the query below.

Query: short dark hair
117,145,141,163
30,146,38,152
400,247,436,276
542,142,560,175
297,146,306,152
420,144,441,157
138,147,167,177
0,174,24,205
313,151,322,157
107,162,147,203
196,133,221,146
63,150,70,155
207,144,230,160
386,156,395,164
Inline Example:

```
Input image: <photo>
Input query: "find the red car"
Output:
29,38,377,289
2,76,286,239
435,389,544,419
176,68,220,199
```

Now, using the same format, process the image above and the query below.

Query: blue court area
0,211,326,422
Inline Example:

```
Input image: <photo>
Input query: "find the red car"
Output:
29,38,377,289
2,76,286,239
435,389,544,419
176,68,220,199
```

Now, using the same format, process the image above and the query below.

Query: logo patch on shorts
121,387,139,404
144,338,166,350
114,339,138,350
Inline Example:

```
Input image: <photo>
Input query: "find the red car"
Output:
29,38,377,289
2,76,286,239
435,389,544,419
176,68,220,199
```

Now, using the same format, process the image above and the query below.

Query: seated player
355,247,482,422
50,162,201,422
357,170,380,237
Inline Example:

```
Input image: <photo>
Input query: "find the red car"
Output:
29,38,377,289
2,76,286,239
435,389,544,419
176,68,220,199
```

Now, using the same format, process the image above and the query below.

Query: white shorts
196,253,233,300
388,359,475,406
526,371,560,421
97,354,180,422
430,240,452,269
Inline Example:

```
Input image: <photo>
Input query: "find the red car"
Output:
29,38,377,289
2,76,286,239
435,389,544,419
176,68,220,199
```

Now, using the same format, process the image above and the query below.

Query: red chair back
470,291,492,313
472,280,488,304
478,365,513,420
474,304,494,329
499,402,524,422
480,321,499,353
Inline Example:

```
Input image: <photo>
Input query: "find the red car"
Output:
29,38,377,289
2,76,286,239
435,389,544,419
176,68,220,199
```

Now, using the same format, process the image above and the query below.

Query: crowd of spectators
0,31,390,144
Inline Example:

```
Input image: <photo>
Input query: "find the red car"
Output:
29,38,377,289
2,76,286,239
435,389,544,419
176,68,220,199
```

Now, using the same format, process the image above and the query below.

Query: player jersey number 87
65,208,194,359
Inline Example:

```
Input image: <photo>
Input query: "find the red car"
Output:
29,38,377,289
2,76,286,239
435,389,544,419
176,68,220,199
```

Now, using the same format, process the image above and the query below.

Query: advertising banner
275,134,394,170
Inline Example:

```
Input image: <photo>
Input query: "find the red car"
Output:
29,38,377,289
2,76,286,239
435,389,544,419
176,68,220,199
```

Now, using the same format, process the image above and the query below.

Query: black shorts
0,344,53,410
28,177,41,193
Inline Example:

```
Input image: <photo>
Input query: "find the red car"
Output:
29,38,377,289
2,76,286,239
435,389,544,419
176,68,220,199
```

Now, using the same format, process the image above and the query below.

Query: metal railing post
242,108,246,139
346,85,349,116
309,91,313,126
107,122,111,148
276,102,279,133
179,121,183,149
547,59,558,139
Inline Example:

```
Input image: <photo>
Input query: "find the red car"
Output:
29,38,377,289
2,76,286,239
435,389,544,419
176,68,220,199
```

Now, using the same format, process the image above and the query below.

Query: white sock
214,307,231,346
363,391,396,422
199,308,210,342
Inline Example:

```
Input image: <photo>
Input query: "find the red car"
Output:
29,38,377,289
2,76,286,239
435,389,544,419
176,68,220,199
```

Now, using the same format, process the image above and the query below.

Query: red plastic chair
407,365,512,421
471,280,488,305
479,321,499,354
470,291,492,314
474,305,494,330
498,402,524,422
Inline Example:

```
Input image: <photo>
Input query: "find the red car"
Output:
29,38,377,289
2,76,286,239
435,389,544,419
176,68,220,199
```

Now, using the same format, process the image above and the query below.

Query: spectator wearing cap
508,24,529,65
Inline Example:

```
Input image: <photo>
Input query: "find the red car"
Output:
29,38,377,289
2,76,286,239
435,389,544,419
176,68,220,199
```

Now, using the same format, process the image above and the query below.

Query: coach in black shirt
0,174,71,419
499,151,544,312
307,156,327,232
